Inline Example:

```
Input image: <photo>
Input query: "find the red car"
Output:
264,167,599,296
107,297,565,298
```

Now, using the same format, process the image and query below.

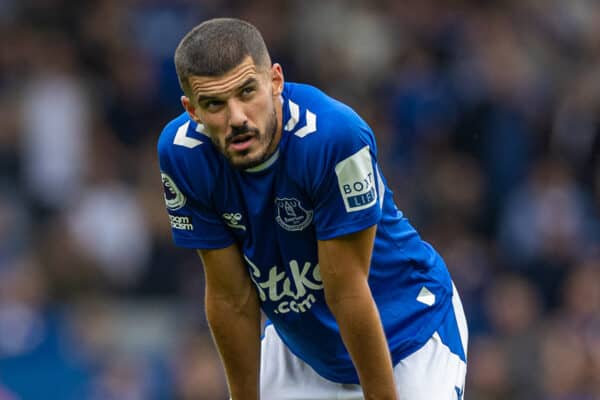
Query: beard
213,107,279,170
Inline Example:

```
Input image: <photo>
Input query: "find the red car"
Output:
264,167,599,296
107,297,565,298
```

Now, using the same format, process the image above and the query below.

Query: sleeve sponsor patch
169,214,194,231
334,146,377,212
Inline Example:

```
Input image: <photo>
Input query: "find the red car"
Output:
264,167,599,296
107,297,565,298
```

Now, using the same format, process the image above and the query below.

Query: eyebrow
196,77,258,103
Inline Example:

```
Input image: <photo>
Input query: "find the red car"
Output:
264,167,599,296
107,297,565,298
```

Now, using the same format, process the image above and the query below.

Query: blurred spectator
172,332,228,400
0,188,31,267
540,321,594,399
65,184,151,289
289,0,395,100
19,32,91,215
497,157,599,307
416,151,485,231
483,274,544,399
466,336,512,400
552,64,600,183
0,256,91,399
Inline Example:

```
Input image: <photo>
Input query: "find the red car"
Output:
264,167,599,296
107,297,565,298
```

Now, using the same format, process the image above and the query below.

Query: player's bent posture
158,18,468,400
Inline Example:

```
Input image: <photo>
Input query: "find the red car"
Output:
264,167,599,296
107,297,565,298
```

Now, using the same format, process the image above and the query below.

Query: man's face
183,56,284,169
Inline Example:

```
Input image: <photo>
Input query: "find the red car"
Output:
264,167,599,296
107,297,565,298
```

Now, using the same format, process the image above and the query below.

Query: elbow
206,287,259,318
323,278,371,312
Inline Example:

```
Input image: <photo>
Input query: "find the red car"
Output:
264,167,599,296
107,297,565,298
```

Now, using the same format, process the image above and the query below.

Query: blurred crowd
0,0,599,399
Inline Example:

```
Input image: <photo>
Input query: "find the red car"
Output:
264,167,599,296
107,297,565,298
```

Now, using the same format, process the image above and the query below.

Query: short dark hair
174,18,271,95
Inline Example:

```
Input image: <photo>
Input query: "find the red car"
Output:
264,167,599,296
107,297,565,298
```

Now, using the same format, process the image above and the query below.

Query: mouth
228,133,256,152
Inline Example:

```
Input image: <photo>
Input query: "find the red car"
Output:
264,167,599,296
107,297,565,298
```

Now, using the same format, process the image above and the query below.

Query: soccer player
158,18,468,400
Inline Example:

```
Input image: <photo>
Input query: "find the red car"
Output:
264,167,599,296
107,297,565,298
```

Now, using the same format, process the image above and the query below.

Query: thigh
393,333,467,400
393,285,468,400
260,325,358,400
260,285,468,400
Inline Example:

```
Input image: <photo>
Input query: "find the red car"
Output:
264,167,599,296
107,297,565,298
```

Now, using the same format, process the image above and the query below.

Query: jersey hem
294,290,454,384
389,292,453,365
173,236,235,249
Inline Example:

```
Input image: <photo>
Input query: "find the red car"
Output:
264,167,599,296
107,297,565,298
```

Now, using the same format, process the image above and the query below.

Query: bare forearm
326,284,397,400
317,227,395,398
206,291,261,400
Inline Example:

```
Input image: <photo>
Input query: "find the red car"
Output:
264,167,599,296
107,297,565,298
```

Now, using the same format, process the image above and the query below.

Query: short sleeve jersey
158,82,453,383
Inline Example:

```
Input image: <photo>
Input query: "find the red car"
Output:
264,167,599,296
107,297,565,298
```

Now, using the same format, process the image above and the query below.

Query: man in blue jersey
158,18,468,400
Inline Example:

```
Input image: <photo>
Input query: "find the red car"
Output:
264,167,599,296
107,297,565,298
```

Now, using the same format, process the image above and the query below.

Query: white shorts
259,284,468,400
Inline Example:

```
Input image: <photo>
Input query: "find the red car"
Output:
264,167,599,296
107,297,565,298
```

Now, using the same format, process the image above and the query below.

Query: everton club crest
275,198,313,231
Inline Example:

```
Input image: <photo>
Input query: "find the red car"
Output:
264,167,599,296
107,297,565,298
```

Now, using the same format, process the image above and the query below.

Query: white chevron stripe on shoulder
174,121,203,149
285,100,300,131
294,109,317,138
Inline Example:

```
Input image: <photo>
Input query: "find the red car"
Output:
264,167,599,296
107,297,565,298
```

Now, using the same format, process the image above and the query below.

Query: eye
241,86,256,97
202,100,225,112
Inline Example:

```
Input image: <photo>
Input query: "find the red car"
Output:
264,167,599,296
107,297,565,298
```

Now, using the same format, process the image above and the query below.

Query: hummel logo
455,386,464,400
222,213,246,231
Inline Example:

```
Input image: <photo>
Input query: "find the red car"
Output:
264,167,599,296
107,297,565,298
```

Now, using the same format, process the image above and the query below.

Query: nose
227,98,248,128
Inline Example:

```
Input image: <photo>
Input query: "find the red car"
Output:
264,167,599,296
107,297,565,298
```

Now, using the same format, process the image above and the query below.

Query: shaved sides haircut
174,18,272,95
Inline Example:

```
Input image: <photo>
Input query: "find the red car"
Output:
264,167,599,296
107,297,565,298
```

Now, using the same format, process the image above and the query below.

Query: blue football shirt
158,82,453,383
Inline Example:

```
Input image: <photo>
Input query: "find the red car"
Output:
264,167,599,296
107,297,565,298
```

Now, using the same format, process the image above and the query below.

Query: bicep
306,126,383,241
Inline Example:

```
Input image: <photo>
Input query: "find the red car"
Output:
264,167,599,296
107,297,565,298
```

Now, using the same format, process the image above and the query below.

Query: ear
271,63,284,96
181,95,201,123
